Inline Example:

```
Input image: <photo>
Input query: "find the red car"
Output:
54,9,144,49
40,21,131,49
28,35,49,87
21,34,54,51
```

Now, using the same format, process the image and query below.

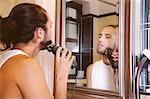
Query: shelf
66,38,78,43
66,17,77,22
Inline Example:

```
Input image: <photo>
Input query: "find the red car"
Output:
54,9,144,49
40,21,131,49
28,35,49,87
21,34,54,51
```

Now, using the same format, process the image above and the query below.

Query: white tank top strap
0,49,29,68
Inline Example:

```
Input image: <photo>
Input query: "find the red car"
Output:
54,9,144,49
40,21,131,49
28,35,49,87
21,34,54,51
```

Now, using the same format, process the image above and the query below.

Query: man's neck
102,55,110,65
14,43,40,57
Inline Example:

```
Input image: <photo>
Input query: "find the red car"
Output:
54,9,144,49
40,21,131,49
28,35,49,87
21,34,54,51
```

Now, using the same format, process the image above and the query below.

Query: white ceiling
70,0,119,15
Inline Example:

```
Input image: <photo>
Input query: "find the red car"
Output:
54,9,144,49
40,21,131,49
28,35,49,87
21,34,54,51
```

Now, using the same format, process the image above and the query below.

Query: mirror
59,0,119,92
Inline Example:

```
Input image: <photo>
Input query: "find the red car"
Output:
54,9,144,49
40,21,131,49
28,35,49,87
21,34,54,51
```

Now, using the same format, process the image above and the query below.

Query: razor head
45,40,58,55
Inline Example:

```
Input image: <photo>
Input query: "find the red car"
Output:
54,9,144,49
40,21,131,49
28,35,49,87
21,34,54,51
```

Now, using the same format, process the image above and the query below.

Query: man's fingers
66,50,72,60
56,47,63,58
69,56,75,66
61,48,68,58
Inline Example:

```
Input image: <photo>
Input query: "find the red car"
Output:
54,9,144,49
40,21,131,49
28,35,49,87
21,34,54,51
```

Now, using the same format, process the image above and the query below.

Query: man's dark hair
0,3,48,50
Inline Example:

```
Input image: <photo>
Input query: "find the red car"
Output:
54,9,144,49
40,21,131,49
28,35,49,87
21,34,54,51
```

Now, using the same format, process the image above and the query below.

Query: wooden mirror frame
55,0,132,98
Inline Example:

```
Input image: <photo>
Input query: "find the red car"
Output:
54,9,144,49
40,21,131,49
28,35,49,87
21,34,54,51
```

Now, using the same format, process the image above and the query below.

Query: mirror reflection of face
97,26,118,54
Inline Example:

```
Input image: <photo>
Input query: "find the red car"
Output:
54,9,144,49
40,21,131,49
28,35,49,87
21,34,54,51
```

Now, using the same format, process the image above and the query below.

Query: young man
86,25,119,91
0,3,74,99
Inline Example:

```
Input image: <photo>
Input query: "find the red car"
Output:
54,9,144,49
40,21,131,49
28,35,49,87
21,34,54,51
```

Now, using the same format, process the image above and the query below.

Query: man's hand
112,49,118,63
54,47,74,99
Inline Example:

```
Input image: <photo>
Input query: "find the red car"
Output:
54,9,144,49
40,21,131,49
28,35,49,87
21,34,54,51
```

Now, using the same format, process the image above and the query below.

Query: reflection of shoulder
86,60,102,73
86,60,105,77
93,60,105,67
86,63,94,75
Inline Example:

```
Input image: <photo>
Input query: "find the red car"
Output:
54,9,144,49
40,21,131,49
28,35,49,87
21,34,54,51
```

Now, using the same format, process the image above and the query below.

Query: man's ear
34,27,45,41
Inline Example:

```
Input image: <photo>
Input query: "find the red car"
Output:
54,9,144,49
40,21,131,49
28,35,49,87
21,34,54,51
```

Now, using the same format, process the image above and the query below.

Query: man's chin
97,49,105,54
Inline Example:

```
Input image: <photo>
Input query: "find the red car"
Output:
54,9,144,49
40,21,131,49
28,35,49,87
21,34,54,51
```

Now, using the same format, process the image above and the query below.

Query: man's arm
86,64,93,88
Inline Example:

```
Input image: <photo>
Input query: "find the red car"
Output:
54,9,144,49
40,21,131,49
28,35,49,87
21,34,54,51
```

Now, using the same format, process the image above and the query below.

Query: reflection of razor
104,48,118,69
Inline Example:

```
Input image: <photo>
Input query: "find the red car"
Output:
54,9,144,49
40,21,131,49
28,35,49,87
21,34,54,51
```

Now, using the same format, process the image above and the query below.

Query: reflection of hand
55,47,74,78
112,49,118,62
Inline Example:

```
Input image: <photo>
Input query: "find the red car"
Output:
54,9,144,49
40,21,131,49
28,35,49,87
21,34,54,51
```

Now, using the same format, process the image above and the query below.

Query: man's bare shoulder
12,54,40,72
1,55,52,99
1,54,40,77
86,64,94,72
11,54,36,63
86,60,102,75
86,63,94,77
86,63,94,87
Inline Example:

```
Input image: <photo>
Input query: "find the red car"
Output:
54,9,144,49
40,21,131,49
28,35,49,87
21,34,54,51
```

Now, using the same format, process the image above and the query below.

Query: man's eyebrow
105,33,111,36
99,33,112,36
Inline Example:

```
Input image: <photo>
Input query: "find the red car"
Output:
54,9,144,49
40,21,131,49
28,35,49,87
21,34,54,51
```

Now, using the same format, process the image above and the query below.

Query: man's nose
99,36,104,42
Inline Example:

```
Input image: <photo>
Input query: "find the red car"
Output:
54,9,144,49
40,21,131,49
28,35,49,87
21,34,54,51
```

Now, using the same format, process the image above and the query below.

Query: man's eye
106,35,111,39
99,34,102,38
